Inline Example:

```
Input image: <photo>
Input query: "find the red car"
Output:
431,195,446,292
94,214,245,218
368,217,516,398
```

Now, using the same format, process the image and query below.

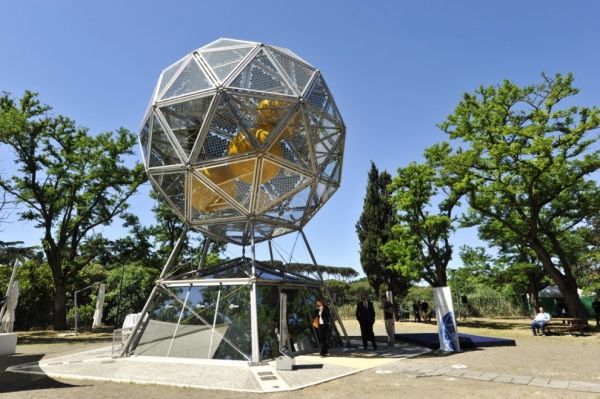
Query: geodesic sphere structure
138,38,345,245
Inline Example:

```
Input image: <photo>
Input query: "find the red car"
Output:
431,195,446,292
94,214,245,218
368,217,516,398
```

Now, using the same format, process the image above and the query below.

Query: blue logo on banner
440,312,458,352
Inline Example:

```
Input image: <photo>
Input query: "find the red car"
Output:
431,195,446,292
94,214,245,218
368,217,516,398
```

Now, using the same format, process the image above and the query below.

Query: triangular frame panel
267,47,316,95
149,171,187,220
161,58,214,100
199,45,256,83
158,95,215,159
228,48,295,96
149,112,184,168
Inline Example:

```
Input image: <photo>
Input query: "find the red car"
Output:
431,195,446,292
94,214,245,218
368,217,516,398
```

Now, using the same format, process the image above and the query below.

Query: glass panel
226,94,295,144
230,49,293,95
307,107,343,170
269,108,312,171
315,180,338,206
159,96,213,157
197,96,255,162
249,222,275,242
322,153,342,184
159,56,189,96
202,38,254,50
256,161,309,213
211,285,252,360
224,159,256,210
262,184,311,225
162,59,213,99
203,221,248,244
151,172,186,217
269,49,315,94
149,115,182,167
269,45,310,65
284,288,319,355
139,116,151,166
306,76,342,123
301,185,322,222
189,168,242,219
201,46,253,82
134,287,186,357
257,285,280,360
134,285,253,360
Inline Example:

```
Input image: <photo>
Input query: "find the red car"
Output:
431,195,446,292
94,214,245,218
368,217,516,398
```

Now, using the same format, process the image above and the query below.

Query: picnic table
545,317,587,336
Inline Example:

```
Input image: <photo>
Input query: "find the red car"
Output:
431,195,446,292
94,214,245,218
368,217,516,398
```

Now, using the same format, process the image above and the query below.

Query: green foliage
104,262,159,327
383,149,461,287
67,304,95,328
438,73,600,320
398,286,433,311
0,260,54,330
0,91,147,330
463,286,528,318
347,278,376,301
356,162,408,296
324,279,351,306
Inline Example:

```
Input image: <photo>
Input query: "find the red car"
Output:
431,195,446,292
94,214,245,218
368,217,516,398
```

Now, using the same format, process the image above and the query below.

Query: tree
356,162,407,296
0,240,39,265
0,91,146,329
382,152,461,287
439,73,600,320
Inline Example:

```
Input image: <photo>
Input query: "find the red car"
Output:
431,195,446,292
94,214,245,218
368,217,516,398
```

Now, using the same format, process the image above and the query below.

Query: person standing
421,300,429,323
314,299,331,357
592,297,600,330
356,294,378,350
381,295,395,347
412,300,422,323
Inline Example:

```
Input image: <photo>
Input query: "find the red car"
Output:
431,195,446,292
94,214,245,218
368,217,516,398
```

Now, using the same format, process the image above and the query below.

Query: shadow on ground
0,353,87,394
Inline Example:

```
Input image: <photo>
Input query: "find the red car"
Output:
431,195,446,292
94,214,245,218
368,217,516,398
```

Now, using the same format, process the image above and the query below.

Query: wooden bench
545,318,587,336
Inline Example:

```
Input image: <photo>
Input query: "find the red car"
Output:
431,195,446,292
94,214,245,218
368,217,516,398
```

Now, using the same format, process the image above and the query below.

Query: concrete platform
6,340,430,393
0,333,17,357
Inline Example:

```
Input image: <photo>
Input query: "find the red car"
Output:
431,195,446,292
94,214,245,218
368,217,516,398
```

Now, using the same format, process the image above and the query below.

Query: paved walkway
6,340,428,393
6,339,600,394
378,359,600,394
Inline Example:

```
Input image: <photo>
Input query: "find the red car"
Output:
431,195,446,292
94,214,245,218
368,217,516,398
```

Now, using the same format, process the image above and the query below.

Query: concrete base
275,355,295,371
0,333,17,356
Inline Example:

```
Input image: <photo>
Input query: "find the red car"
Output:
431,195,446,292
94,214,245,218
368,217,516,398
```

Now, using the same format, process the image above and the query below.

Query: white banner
433,286,460,352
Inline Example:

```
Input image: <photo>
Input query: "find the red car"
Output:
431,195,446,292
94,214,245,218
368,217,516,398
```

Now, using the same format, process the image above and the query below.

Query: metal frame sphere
138,38,345,245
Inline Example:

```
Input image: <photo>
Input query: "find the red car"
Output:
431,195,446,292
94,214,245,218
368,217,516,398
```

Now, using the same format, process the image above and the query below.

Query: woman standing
314,299,331,357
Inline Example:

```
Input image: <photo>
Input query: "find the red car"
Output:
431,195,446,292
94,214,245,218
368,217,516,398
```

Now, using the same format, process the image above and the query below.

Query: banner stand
433,286,460,352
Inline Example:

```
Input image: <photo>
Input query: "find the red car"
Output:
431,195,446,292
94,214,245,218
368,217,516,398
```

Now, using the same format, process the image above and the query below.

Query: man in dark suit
356,293,378,350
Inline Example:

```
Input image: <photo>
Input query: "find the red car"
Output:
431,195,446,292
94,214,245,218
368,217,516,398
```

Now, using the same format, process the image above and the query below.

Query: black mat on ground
396,332,516,350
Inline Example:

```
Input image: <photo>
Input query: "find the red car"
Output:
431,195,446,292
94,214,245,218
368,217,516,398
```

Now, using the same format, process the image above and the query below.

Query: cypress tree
356,162,404,296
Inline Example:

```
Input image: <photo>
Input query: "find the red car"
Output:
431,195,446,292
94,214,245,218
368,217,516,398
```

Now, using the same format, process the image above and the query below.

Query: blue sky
1,1,600,273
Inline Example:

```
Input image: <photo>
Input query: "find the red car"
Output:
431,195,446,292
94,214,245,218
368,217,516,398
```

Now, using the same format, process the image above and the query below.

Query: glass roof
171,256,320,284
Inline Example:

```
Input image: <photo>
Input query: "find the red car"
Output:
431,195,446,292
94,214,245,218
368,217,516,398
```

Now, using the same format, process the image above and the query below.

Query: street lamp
74,282,100,336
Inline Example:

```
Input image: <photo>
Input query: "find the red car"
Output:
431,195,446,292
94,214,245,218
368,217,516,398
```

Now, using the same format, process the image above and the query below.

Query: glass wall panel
211,284,252,360
256,285,280,360
135,285,253,360
134,287,186,357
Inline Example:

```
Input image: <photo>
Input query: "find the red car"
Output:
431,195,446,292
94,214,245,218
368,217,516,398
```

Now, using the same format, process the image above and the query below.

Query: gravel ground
1,318,599,399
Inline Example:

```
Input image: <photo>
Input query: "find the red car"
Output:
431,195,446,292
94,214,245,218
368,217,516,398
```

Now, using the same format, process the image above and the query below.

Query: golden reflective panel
189,166,237,213
256,98,284,125
227,98,286,185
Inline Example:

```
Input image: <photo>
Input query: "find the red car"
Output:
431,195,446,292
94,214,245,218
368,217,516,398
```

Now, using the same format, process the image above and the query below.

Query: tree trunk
46,250,69,331
528,281,539,315
53,279,68,330
530,241,588,322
